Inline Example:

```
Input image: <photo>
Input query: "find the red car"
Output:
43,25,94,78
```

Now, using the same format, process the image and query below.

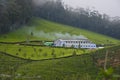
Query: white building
54,39,96,49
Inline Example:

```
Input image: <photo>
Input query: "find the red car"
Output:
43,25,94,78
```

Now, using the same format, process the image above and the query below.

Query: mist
32,0,49,6
63,0,120,17
28,29,87,40
33,0,56,6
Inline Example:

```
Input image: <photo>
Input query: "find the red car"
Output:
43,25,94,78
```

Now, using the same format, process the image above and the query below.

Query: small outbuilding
44,42,53,46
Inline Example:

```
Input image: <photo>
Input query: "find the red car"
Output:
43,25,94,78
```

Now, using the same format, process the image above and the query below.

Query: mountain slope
15,45,120,80
0,18,119,44
0,52,27,79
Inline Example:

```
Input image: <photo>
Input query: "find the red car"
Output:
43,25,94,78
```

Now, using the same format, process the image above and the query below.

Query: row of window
81,45,96,48
72,45,96,48
65,41,90,44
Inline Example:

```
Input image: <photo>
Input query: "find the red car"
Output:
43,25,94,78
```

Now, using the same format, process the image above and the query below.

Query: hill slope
0,44,119,80
15,45,120,80
0,18,119,44
0,52,27,79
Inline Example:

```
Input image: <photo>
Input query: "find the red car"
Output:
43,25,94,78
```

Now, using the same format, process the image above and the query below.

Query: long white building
54,39,96,49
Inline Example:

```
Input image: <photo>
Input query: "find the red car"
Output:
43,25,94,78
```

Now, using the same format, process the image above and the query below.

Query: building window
76,45,78,47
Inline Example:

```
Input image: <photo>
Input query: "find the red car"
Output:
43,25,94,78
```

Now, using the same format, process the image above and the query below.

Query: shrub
72,50,76,56
43,52,47,57
18,48,21,52
31,54,34,57
39,48,42,52
16,53,19,56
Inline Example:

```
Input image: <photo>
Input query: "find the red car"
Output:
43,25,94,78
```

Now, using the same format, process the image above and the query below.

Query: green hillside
0,45,120,80
0,43,87,60
0,18,119,44
14,45,120,80
0,52,27,79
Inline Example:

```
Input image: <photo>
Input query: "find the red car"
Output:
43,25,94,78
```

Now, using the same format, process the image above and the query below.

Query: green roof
44,42,53,46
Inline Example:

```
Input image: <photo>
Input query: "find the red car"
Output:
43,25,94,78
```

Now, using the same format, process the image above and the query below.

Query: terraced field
0,43,90,60
0,52,27,80
14,45,120,80
0,44,120,80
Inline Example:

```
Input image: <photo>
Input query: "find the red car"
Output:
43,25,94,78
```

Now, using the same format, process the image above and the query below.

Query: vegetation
0,43,86,60
0,0,120,40
34,0,120,39
0,18,119,45
0,44,120,80
14,45,120,80
0,0,32,34
0,52,27,80
0,0,120,80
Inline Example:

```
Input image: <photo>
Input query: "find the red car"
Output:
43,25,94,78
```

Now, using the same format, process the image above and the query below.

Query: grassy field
0,18,119,44
0,51,27,80
15,55,98,80
0,18,120,80
14,45,120,80
0,44,120,80
0,43,90,60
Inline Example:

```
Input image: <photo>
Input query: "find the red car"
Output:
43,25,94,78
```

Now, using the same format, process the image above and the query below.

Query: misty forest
0,0,120,80
0,0,120,39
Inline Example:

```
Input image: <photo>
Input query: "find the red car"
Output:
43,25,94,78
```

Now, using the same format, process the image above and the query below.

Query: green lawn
0,18,119,44
0,44,120,80
15,55,98,80
14,45,120,80
0,51,27,80
0,43,90,60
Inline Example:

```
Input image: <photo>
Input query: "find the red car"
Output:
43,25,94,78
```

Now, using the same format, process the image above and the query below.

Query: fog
32,0,120,17
32,0,50,6
33,0,57,6
63,0,120,17
33,31,87,40
28,28,87,40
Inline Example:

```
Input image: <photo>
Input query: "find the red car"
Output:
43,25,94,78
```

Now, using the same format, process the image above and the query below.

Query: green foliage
0,44,120,80
96,67,116,80
0,18,119,44
72,50,77,56
35,0,120,39
0,0,33,34
15,55,98,80
0,44,85,60
0,52,27,79
43,52,48,57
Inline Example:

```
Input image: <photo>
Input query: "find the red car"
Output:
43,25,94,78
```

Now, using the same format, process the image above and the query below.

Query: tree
0,0,33,34
72,50,76,56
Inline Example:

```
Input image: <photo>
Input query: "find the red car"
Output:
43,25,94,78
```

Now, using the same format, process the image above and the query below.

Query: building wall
54,39,96,49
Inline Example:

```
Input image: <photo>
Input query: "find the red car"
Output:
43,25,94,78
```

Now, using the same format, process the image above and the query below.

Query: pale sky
63,0,120,17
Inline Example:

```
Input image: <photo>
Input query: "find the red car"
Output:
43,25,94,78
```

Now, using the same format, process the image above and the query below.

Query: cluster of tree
0,0,120,39
0,0,33,34
34,0,120,39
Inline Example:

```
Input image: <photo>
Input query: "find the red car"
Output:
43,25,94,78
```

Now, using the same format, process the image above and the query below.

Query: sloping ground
0,45,119,80
0,43,86,60
15,55,98,80
0,52,28,80
92,45,120,75
14,45,120,80
0,18,119,44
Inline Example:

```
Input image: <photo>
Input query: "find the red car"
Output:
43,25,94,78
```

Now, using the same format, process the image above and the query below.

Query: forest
0,0,120,39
